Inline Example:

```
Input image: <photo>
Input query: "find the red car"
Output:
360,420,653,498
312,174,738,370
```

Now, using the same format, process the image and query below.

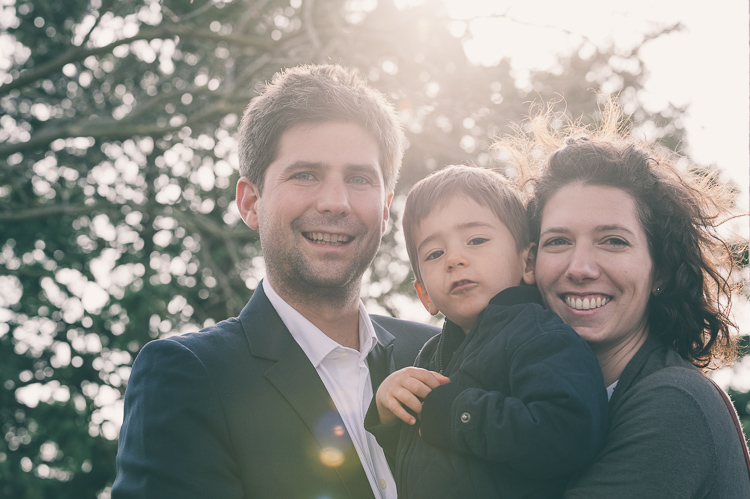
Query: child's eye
468,238,488,246
425,250,444,261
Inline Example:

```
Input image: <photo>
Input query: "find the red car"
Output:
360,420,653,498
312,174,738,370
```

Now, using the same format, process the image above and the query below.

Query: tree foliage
0,0,744,497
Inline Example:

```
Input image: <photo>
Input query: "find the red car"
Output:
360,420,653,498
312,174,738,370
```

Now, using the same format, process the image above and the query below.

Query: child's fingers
387,399,417,425
429,371,451,385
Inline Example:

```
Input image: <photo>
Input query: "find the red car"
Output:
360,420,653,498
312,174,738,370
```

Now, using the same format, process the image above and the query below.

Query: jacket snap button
460,412,471,423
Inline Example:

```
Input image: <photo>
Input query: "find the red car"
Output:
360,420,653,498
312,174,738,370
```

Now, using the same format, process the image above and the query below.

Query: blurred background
1,0,748,497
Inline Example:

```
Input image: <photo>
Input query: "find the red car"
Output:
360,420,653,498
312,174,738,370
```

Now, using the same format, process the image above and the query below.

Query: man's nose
316,178,352,216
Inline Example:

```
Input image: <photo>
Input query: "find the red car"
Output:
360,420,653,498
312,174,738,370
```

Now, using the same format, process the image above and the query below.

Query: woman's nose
565,246,600,282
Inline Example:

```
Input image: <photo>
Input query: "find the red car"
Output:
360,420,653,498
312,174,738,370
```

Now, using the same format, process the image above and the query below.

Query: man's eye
425,250,443,261
292,172,315,181
468,238,487,246
349,175,372,185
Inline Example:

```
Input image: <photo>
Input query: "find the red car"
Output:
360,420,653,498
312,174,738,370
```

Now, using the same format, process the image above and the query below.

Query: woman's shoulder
631,365,726,411
608,363,750,497
613,361,744,463
618,359,725,415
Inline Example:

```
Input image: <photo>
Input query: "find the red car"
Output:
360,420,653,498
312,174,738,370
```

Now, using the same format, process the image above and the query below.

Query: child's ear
415,282,439,316
521,243,537,285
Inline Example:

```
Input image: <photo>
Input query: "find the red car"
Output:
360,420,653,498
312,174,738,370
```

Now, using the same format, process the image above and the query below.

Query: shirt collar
262,279,378,367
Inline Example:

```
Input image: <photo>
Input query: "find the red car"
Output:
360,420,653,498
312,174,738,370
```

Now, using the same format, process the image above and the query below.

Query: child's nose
446,252,466,270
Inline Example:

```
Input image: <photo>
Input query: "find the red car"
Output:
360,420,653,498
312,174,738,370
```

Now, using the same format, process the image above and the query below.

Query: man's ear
236,177,261,230
415,282,439,316
382,192,394,233
522,243,537,285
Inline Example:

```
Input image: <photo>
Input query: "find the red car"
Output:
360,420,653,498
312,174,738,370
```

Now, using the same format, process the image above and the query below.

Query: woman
502,103,750,497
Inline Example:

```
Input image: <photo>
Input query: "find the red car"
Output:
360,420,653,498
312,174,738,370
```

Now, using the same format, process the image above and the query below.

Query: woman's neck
595,328,650,386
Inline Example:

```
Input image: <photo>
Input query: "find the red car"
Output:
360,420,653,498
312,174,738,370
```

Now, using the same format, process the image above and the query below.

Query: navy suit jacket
112,284,437,498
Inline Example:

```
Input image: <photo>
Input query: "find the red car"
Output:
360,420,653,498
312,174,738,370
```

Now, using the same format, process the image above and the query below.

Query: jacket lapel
368,319,397,391
239,284,374,498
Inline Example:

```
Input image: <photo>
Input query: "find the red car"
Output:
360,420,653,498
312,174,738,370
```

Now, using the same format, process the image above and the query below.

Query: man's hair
500,100,741,369
237,64,405,194
403,165,530,284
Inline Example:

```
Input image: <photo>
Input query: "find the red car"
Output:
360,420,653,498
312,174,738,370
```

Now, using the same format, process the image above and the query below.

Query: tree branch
0,26,274,97
0,97,239,157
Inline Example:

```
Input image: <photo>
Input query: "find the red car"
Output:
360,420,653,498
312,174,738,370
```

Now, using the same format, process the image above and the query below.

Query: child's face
413,195,534,334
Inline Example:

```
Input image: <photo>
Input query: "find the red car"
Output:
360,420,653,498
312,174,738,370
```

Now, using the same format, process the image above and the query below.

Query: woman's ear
651,277,665,296
650,267,666,296
415,282,439,316
236,177,261,230
522,243,537,285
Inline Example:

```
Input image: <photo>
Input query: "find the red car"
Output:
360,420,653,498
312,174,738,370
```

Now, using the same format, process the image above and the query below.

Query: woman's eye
468,237,488,246
604,237,628,247
542,237,569,247
425,250,443,261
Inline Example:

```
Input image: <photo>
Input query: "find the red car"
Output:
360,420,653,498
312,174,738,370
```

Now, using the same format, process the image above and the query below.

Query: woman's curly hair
498,100,744,369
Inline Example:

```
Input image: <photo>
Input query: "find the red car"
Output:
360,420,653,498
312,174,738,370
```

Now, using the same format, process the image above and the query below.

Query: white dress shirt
263,279,397,499
607,380,619,401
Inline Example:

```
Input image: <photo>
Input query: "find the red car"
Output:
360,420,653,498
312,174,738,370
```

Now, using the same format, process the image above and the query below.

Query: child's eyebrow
416,221,495,254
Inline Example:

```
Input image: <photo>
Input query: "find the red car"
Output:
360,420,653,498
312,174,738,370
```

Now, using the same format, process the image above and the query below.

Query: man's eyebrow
345,163,382,176
416,221,494,254
281,161,323,174
280,161,381,176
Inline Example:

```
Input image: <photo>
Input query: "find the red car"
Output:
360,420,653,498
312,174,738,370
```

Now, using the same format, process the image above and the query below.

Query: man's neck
269,278,363,350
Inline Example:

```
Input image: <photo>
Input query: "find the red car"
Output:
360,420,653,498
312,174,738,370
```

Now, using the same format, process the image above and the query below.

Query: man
112,64,437,499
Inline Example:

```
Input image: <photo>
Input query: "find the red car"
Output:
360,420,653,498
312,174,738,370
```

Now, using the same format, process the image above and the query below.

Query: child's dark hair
403,165,530,284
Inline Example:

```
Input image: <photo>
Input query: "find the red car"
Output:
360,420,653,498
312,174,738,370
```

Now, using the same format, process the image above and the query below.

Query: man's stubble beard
261,231,382,309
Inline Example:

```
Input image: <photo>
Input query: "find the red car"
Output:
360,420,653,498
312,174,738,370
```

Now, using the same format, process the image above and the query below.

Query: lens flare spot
333,425,346,437
319,447,345,468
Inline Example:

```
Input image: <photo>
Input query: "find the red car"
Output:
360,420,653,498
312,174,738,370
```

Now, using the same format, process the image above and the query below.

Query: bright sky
438,0,749,216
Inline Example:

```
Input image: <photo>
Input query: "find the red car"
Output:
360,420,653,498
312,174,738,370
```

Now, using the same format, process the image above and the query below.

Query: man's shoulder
137,315,247,364
370,314,438,338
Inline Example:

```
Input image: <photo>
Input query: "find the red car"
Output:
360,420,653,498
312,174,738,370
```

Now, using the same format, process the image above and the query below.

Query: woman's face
532,183,657,357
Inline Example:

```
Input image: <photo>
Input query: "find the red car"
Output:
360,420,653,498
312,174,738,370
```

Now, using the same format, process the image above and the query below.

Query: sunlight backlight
319,447,345,468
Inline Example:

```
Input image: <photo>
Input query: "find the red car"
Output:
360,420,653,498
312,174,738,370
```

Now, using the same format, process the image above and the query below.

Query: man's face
237,121,391,297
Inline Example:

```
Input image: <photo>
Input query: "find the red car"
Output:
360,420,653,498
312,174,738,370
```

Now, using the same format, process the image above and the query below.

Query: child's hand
376,368,450,425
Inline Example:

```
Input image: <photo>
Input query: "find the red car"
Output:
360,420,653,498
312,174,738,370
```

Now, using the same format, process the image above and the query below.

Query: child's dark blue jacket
366,286,609,499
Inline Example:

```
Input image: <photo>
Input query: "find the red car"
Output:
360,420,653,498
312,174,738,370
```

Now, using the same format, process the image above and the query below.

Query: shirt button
378,478,387,489
460,412,471,423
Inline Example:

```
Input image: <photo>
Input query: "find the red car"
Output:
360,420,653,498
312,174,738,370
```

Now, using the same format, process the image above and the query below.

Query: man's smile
303,232,354,245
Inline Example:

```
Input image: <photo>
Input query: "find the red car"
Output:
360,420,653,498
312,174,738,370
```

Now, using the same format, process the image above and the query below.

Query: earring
654,287,661,296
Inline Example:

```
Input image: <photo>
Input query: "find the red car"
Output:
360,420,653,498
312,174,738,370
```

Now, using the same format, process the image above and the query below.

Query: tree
0,0,744,497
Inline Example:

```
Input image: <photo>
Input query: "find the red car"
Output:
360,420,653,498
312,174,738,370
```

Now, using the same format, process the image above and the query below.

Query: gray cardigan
564,334,750,498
